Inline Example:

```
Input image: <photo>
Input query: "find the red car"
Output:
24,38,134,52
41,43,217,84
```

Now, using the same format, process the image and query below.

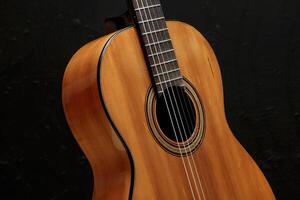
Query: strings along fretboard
130,0,184,94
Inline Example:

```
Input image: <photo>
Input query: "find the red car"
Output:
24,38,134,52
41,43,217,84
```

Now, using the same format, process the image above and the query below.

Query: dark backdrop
0,0,299,199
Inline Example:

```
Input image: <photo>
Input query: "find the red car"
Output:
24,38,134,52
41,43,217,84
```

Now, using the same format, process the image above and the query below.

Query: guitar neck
128,0,184,94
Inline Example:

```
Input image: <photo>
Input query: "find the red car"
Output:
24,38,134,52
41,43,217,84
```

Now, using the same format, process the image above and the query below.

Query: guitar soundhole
146,79,205,156
156,86,196,143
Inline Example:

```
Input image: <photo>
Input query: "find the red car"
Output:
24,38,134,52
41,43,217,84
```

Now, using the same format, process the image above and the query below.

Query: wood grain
63,21,276,199
62,32,132,199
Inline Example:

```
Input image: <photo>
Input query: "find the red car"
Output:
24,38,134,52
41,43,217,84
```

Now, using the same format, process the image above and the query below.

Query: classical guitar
62,0,276,199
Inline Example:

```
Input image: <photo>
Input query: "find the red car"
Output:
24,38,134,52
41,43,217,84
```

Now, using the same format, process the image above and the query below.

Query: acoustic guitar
62,0,276,199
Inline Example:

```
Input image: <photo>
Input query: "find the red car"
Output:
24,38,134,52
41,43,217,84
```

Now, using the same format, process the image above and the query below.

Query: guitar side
62,31,133,199
62,21,276,199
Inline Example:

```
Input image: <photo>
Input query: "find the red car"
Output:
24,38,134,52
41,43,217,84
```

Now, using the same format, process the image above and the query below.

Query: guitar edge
62,21,276,200
62,30,133,199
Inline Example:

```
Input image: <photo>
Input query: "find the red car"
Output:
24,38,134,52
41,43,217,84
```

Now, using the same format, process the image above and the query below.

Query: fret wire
151,58,177,67
148,51,177,67
148,48,174,57
153,68,180,77
145,38,171,47
142,29,169,40
134,3,161,11
138,16,165,24
148,41,172,51
132,0,183,88
147,0,180,83
156,76,183,85
138,15,167,32
142,28,168,35
136,5,164,19
152,66,178,75
152,61,178,72
136,7,166,33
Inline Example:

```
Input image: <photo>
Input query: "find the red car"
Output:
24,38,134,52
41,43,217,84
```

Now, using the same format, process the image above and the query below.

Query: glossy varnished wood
62,33,132,199
63,21,276,199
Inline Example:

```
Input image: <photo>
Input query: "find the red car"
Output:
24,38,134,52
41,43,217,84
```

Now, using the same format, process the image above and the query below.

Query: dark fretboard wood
129,0,184,94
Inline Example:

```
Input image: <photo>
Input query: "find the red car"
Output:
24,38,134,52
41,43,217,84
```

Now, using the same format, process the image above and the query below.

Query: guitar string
140,1,207,199
134,0,196,199
148,1,207,199
154,0,206,200
137,0,202,199
149,0,206,200
141,0,204,199
140,0,202,198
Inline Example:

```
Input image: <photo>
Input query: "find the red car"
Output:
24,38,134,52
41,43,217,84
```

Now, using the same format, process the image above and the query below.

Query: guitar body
62,21,275,199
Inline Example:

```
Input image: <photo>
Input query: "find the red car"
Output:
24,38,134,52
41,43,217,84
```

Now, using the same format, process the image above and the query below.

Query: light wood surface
62,21,276,199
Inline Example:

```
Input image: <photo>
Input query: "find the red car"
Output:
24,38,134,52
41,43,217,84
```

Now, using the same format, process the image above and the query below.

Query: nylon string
135,0,206,199
140,0,205,199
147,0,207,199
140,0,203,199
134,0,196,199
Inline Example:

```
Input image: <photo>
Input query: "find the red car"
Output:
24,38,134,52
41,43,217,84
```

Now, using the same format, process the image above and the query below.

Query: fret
151,58,177,67
142,31,170,46
151,62,177,75
140,22,165,33
138,17,165,24
153,68,180,77
131,0,184,92
148,52,176,68
145,39,171,47
147,38,176,57
136,6,164,23
148,49,174,57
156,76,183,86
134,3,161,11
156,78,185,94
142,28,168,35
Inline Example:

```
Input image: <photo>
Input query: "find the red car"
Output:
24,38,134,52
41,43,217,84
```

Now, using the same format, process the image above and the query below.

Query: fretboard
130,0,184,94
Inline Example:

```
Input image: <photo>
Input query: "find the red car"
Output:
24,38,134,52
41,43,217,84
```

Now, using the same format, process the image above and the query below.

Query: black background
0,0,299,199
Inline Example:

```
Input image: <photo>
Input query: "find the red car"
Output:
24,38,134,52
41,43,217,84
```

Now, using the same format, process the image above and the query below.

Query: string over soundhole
146,79,205,156
156,86,196,143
